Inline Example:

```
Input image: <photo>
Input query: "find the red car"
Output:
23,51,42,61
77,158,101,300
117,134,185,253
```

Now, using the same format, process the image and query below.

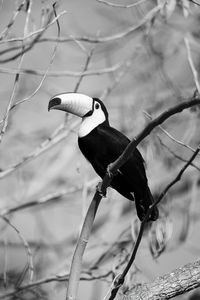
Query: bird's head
48,93,109,137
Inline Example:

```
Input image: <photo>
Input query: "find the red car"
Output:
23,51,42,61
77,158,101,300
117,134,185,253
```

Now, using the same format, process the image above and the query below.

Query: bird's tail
135,186,159,221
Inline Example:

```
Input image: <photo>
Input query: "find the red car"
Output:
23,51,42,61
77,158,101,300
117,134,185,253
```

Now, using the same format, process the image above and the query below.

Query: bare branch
144,111,200,156
0,0,32,143
0,10,66,44
0,120,79,179
0,4,60,126
0,186,82,217
97,0,147,8
109,98,200,174
0,269,112,300
157,136,200,171
125,259,200,300
101,58,133,100
0,10,66,63
3,237,8,288
0,58,22,143
184,37,200,94
1,216,34,284
0,0,26,40
74,47,96,93
190,0,200,6
0,62,123,77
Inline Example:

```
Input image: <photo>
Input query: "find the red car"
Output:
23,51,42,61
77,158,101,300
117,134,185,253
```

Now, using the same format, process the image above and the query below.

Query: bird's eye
95,103,100,109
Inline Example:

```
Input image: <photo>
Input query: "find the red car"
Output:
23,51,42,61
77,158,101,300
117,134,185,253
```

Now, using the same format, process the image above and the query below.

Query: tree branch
108,97,200,174
144,110,200,154
0,62,123,78
125,259,200,300
0,119,79,179
97,0,147,8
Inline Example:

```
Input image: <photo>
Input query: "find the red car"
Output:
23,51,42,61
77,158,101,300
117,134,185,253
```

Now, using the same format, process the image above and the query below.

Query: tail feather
135,187,159,221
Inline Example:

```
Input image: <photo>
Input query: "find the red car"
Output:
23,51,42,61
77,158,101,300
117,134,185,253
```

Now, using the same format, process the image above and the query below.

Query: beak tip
48,97,61,112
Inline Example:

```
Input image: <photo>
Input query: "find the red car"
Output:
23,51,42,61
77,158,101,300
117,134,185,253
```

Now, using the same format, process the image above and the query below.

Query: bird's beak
48,93,93,118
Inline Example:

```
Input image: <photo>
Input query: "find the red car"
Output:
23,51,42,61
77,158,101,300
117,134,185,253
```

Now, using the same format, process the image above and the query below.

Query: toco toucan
48,93,158,221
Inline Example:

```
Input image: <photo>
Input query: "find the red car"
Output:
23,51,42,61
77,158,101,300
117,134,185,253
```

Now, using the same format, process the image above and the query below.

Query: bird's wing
79,124,158,221
95,125,148,185
97,126,158,221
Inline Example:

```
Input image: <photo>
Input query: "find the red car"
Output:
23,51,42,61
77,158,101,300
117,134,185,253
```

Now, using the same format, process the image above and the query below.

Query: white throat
78,109,106,137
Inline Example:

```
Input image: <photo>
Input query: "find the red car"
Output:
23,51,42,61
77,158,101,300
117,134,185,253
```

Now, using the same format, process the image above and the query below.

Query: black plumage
48,94,158,221
78,99,158,221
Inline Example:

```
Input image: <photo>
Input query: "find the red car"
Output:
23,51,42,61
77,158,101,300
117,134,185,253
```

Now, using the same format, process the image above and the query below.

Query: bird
48,93,159,221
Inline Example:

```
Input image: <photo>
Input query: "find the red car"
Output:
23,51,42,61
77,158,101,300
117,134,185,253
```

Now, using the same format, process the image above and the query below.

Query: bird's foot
107,163,115,179
96,182,107,198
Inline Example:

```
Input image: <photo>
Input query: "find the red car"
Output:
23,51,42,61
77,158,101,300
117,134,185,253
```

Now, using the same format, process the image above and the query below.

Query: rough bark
123,260,200,300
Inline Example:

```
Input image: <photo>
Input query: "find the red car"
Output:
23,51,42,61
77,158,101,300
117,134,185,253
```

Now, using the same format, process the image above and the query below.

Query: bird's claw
96,182,106,197
107,163,115,179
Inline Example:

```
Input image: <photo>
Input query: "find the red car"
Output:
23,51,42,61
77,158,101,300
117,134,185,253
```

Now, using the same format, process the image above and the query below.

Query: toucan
48,93,159,221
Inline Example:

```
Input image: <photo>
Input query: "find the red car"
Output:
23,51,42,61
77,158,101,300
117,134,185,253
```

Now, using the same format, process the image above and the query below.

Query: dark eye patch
95,103,100,109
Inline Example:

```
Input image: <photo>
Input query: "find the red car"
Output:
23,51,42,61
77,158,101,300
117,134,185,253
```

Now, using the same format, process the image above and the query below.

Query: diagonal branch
157,136,200,171
0,186,82,217
126,259,200,300
1,216,34,284
144,110,200,156
108,97,200,175
0,0,26,40
0,62,123,77
0,119,79,180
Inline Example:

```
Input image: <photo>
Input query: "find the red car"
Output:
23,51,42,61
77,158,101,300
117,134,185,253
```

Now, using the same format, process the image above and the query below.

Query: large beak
48,93,93,118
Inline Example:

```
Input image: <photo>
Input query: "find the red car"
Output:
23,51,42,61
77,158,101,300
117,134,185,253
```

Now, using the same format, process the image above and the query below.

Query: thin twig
0,10,66,44
184,37,200,94
0,119,79,179
7,0,61,111
0,186,82,216
101,58,133,101
0,62,123,77
144,111,200,156
190,0,200,6
0,10,66,63
3,237,8,288
0,269,111,299
97,0,147,8
1,216,34,284
0,54,23,143
74,47,96,93
0,0,31,143
0,0,26,40
157,136,200,171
